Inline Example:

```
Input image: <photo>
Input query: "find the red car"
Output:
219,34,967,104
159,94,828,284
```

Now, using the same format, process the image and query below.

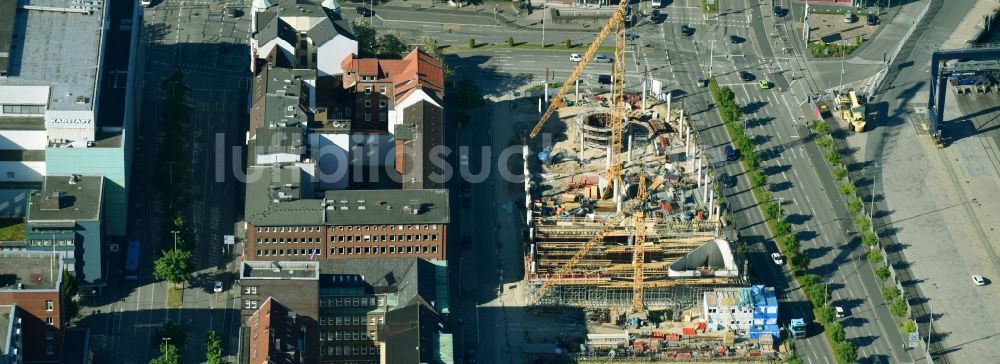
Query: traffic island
166,283,184,308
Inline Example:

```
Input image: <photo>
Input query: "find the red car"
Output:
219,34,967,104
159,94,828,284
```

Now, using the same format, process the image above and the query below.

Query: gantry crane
527,0,629,199
528,175,663,305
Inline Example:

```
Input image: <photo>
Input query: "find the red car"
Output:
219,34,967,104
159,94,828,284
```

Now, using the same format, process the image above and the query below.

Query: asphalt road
77,0,249,362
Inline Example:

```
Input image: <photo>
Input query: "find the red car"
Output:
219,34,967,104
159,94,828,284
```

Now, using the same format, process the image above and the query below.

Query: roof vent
285,106,296,118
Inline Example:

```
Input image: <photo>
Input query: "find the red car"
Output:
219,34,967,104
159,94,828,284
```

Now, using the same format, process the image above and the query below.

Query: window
361,346,368,355
336,298,343,306
45,300,53,311
46,317,53,325
244,300,257,309
46,329,55,340
378,297,385,306
320,317,327,325
365,100,372,107
3,105,45,114
46,345,54,355
380,86,386,93
353,346,360,355
379,100,387,108
370,331,377,340
378,316,384,324
336,331,343,340
365,86,372,94
353,332,360,340
353,316,360,325
336,346,343,355
370,317,377,325
354,298,360,306
336,316,343,325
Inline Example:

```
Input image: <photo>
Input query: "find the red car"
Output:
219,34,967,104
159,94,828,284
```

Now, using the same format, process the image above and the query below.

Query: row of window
320,296,380,308
320,330,377,342
255,224,438,233
254,233,439,244
363,100,388,108
2,105,45,114
254,248,320,257
322,345,379,357
255,237,321,244
319,315,384,326
27,239,73,247
362,85,388,94
329,245,437,255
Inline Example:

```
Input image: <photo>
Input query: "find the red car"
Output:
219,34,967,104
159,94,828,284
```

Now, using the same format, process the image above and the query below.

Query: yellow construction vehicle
842,91,866,132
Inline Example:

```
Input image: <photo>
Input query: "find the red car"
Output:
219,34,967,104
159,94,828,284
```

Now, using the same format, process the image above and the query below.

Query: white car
973,275,986,286
569,53,583,62
770,253,784,265
843,11,853,23
213,281,223,293
835,306,845,318
593,54,613,63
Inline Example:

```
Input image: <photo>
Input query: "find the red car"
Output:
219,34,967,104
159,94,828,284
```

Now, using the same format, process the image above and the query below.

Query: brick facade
0,290,62,361
245,223,448,261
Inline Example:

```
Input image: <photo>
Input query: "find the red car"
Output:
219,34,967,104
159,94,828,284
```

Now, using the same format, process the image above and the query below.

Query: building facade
240,258,452,364
0,252,64,362
25,175,104,283
0,305,23,364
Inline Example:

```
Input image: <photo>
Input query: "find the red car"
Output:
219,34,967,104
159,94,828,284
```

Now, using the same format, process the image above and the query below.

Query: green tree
61,270,80,321
835,341,857,363
862,231,879,247
153,249,193,284
749,170,767,188
828,322,846,343
804,284,829,307
765,202,783,220
902,319,917,335
853,215,871,232
351,19,377,57
564,39,572,48
867,250,883,264
881,286,900,301
817,306,836,325
811,120,830,134
206,330,223,364
817,135,834,149
781,235,801,253
468,38,476,49
833,164,848,180
838,182,856,196
149,343,181,364
507,36,514,47
876,265,891,281
375,32,408,58
890,298,908,317
150,321,188,349
774,220,792,237
847,197,863,214
825,148,842,164
800,274,820,287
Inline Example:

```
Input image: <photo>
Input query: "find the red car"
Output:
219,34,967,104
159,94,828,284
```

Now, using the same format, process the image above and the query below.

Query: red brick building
341,48,444,132
242,166,450,262
0,252,64,362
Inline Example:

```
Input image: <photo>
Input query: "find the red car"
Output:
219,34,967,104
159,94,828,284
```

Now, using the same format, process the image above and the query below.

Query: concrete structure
0,252,64,362
0,305,22,364
243,165,450,261
239,258,452,364
0,0,143,235
24,175,104,284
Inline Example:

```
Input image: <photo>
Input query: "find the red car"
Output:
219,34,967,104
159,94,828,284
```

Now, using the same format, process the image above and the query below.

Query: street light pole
541,0,546,47
171,230,179,251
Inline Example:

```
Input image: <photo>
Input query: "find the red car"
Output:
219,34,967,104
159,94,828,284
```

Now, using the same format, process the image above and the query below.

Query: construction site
509,1,778,361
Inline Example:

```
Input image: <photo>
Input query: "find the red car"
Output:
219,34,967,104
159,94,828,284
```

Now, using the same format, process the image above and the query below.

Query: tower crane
631,173,648,312
528,175,663,305
526,0,630,199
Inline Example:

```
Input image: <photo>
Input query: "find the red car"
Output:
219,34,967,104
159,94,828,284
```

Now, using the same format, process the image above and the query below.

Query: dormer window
365,86,372,94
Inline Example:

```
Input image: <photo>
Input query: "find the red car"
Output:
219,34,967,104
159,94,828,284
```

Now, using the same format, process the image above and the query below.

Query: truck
790,318,807,338
841,91,866,132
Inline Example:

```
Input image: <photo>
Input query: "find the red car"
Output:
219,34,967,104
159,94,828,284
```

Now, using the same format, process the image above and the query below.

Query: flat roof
28,174,103,222
0,305,10,355
0,251,62,290
0,0,16,76
244,165,324,226
0,149,44,162
0,116,45,130
241,260,320,280
323,189,450,225
2,0,105,111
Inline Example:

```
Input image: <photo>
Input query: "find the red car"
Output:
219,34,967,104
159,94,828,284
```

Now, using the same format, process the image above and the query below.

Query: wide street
77,0,249,362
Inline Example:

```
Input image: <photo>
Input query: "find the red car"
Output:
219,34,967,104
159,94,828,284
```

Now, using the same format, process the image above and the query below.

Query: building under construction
522,96,747,313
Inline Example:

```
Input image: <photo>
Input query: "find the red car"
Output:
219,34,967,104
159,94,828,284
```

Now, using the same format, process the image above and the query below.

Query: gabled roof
307,17,353,46
392,48,445,102
257,16,298,46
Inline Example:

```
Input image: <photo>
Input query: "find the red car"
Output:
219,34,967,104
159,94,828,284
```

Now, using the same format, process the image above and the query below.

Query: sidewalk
343,0,618,31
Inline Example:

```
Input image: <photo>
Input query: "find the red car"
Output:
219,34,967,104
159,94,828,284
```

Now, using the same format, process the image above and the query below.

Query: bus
125,240,140,280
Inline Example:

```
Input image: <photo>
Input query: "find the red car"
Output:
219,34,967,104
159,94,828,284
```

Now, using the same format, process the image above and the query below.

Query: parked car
739,70,754,81
681,24,694,36
729,35,743,44
697,77,707,87
770,253,784,265
835,306,846,318
225,7,241,18
843,11,854,23
973,275,987,286
593,54,613,63
569,53,583,62
867,14,879,26
624,31,639,41
598,74,612,85
213,281,223,293
651,10,665,24
773,5,784,17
